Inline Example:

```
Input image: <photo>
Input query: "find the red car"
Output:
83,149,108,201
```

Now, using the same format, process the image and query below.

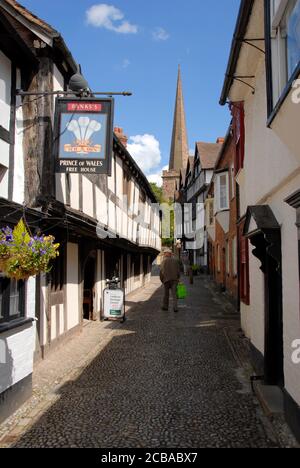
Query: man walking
160,249,181,312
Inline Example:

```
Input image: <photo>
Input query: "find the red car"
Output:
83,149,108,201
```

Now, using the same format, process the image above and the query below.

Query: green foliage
0,219,60,281
13,219,31,246
149,182,175,248
150,183,164,203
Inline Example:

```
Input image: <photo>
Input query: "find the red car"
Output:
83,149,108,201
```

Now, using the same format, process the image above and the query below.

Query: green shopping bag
177,282,187,300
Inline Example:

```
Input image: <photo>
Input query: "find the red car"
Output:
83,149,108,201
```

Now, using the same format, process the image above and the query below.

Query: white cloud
147,165,168,188
152,27,170,41
127,134,162,175
148,173,163,187
86,4,138,34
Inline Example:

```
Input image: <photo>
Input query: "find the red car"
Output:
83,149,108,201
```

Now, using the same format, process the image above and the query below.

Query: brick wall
211,135,238,302
162,170,180,201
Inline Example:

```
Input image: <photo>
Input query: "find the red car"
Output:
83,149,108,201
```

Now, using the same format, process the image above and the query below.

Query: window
51,244,65,292
215,172,229,213
0,277,25,324
270,0,300,105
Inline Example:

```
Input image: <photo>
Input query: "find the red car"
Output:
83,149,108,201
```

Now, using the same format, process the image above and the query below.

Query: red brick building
206,127,238,303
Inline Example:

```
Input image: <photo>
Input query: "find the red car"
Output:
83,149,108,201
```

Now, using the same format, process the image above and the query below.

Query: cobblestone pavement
0,275,297,448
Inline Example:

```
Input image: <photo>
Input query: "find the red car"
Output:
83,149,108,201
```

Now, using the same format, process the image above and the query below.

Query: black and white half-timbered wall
0,0,161,423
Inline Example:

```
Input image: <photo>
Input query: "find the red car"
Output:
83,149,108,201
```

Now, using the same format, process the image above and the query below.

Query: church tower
162,66,189,201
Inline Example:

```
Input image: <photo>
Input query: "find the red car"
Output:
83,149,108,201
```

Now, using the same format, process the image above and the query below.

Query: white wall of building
0,50,11,199
240,53,300,406
0,277,36,394
66,243,80,331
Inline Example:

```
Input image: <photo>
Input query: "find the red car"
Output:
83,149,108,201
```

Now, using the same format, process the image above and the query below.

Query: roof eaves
219,0,255,106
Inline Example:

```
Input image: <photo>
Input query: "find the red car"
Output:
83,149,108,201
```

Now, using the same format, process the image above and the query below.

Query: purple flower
40,249,46,256
2,227,12,235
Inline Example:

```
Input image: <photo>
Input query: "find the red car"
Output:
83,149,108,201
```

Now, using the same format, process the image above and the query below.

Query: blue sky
22,0,240,184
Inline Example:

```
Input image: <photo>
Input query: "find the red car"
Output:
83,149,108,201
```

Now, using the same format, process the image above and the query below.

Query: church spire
169,65,189,171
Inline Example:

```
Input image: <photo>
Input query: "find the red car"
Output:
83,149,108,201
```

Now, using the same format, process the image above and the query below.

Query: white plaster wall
108,199,116,232
50,306,57,342
0,277,35,394
12,69,25,205
108,155,115,193
0,50,11,131
38,274,48,348
121,211,128,239
53,65,64,102
116,157,123,200
244,60,299,207
240,303,252,340
116,206,122,235
133,221,137,243
133,185,139,216
128,218,133,242
55,174,66,204
82,176,94,218
70,174,80,211
267,178,300,406
96,186,108,226
242,56,300,406
66,243,80,330
0,139,9,199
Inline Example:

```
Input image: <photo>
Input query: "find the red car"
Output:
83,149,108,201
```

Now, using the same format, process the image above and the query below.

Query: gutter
53,35,78,75
219,0,255,106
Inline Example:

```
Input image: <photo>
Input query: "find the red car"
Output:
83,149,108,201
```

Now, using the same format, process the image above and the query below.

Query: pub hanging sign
54,97,114,175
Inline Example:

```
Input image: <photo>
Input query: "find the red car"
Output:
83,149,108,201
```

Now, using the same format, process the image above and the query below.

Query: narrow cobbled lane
14,275,278,448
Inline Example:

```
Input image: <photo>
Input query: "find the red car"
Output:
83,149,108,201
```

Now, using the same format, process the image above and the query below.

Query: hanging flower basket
0,219,60,281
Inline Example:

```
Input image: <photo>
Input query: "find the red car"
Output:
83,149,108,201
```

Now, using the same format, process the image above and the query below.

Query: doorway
245,206,284,387
83,256,96,321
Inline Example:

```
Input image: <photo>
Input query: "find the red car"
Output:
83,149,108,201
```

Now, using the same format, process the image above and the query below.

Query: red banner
67,102,102,112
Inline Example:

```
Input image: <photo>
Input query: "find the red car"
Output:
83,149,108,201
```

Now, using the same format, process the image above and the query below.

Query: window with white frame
214,172,229,213
270,0,300,104
0,278,25,324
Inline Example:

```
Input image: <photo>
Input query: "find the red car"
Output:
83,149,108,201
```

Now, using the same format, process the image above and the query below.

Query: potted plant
0,219,59,281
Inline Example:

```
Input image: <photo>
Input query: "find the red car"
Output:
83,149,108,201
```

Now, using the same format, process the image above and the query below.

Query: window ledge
267,62,300,128
0,318,34,334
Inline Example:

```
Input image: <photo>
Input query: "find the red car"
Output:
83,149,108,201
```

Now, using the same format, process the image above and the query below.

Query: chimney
216,137,225,144
114,127,128,148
